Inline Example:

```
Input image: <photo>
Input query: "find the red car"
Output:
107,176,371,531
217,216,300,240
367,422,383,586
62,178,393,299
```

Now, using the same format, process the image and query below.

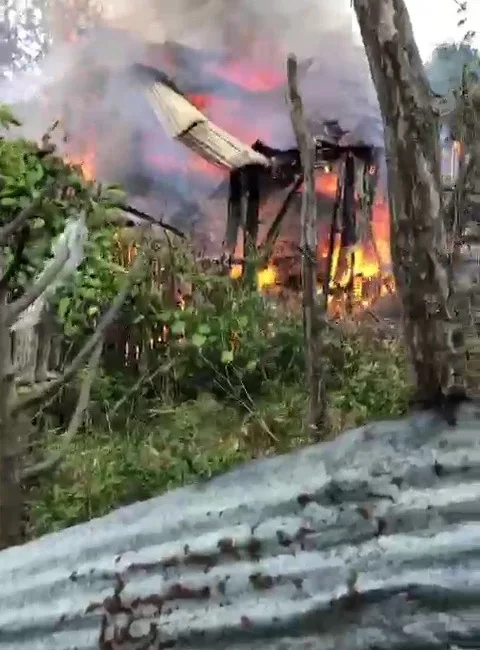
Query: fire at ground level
66,129,463,320
222,134,397,318
66,145,397,318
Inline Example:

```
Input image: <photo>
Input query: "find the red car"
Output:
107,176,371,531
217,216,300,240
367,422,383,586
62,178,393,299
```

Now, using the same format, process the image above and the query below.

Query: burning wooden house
50,29,457,316
128,54,394,315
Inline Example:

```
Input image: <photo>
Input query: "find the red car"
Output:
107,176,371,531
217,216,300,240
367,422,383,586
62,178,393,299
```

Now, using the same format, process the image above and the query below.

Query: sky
405,0,480,60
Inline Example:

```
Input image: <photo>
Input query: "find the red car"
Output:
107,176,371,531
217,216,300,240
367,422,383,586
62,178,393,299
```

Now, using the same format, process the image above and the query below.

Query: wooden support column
243,165,260,287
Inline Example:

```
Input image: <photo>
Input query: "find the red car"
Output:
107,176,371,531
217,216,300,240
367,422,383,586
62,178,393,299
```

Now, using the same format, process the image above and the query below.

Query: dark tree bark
286,54,326,434
352,0,468,405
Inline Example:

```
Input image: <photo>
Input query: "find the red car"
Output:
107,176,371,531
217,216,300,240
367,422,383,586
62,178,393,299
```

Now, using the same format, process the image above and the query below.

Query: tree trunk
286,55,326,434
0,290,23,549
352,0,468,406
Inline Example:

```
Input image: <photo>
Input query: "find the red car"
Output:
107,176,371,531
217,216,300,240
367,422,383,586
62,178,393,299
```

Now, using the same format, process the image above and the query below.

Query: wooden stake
286,54,326,435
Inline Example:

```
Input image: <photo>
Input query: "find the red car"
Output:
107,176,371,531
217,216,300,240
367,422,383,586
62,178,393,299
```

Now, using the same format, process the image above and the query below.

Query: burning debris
222,126,393,315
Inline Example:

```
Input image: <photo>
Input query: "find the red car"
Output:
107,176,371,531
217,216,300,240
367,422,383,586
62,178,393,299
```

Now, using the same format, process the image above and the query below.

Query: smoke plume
0,0,382,230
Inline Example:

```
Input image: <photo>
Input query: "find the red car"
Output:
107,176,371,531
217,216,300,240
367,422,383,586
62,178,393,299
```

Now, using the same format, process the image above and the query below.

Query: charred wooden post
243,165,261,287
225,169,243,258
323,167,343,304
338,153,357,314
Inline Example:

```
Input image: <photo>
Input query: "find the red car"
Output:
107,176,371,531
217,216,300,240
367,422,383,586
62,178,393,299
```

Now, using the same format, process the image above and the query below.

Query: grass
30,323,411,538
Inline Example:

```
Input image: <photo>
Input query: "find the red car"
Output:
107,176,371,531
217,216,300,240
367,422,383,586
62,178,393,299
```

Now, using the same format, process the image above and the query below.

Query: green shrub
31,319,411,537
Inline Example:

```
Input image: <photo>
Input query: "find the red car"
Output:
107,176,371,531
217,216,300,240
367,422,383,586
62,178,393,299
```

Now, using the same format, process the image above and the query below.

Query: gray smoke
0,0,382,227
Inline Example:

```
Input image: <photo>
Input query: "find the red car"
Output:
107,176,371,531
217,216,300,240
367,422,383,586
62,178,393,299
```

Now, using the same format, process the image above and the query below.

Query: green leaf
170,320,185,335
246,360,257,371
198,323,211,335
221,349,234,364
191,333,207,348
0,197,16,206
238,315,248,328
87,305,99,316
32,217,45,229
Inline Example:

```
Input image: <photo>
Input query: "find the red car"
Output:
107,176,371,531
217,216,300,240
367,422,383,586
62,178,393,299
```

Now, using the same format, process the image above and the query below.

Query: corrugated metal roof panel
0,404,479,649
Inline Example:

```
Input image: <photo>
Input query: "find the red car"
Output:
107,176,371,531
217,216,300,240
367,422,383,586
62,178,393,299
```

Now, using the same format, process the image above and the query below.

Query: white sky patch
406,0,480,60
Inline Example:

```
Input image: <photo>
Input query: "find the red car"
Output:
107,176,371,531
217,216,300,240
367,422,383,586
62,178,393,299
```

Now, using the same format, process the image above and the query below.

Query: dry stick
286,54,327,435
110,358,176,416
120,204,186,239
20,339,103,481
11,241,149,415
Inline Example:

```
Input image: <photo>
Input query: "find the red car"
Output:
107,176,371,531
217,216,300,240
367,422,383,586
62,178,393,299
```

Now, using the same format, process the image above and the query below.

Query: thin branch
11,241,150,414
199,352,278,442
119,204,186,239
0,203,36,245
0,184,55,245
6,247,69,327
19,339,103,482
443,146,478,236
110,358,176,415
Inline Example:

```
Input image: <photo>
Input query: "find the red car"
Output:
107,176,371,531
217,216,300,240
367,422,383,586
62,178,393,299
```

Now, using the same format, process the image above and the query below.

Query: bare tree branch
11,241,149,414
0,183,56,246
286,54,326,435
110,358,176,415
19,339,103,481
6,247,69,327
443,144,479,236
0,224,28,290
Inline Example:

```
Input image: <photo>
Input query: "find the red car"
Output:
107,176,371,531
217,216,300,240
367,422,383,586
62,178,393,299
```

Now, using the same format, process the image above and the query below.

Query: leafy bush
31,320,411,537
0,105,129,329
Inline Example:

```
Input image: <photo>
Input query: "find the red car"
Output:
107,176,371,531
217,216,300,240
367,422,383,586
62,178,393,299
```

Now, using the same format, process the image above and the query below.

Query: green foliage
31,320,411,537
53,220,124,335
0,110,132,329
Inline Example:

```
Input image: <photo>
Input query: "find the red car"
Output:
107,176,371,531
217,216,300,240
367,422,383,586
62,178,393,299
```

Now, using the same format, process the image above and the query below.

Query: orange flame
230,263,277,289
65,148,96,181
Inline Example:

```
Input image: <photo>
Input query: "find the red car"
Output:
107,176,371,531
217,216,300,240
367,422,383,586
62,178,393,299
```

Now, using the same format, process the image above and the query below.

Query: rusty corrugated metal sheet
0,404,480,649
